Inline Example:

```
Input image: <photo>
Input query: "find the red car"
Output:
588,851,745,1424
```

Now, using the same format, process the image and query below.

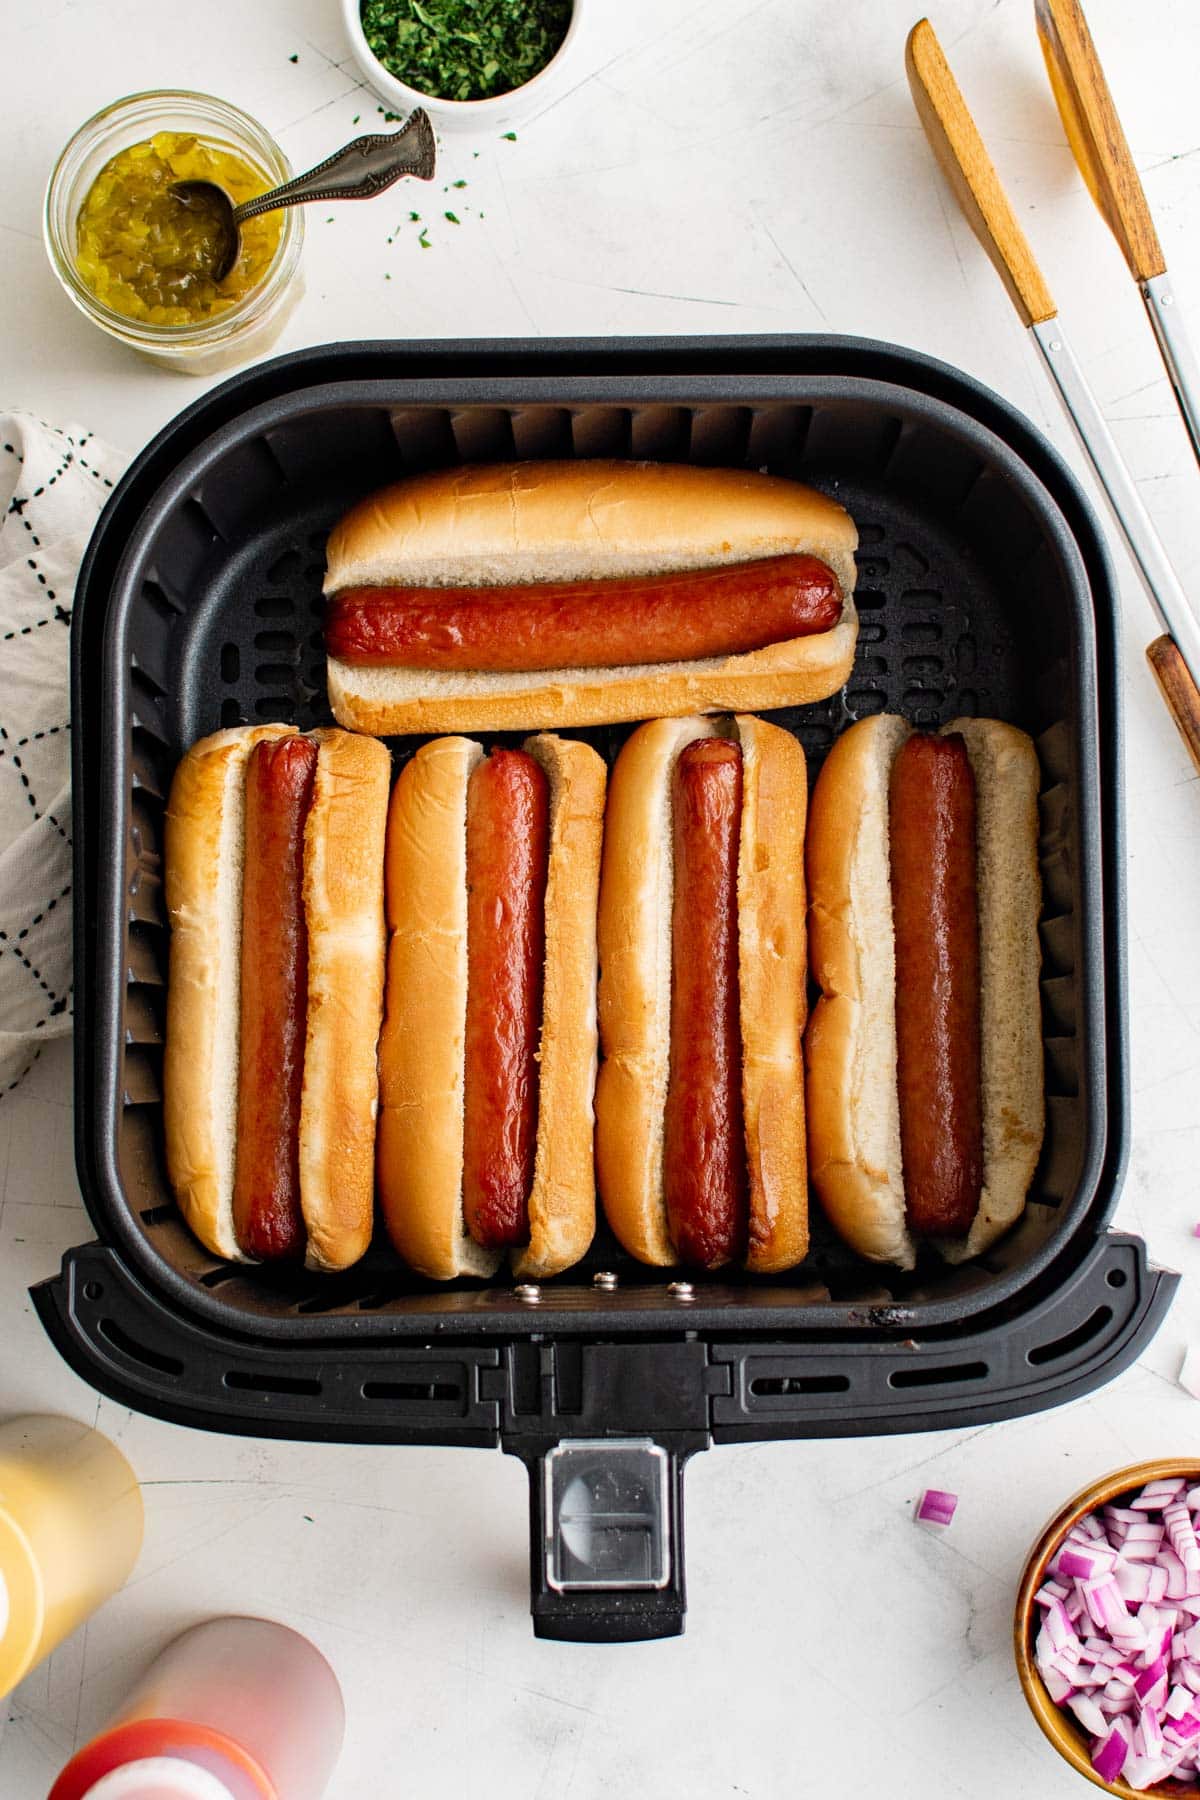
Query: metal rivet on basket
514,1283,542,1304
667,1281,695,1302
592,1270,619,1290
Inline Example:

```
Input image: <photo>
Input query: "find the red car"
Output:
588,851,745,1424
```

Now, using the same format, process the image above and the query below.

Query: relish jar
44,91,304,376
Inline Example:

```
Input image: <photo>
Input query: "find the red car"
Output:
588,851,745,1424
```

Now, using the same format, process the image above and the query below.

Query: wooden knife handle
1147,635,1200,775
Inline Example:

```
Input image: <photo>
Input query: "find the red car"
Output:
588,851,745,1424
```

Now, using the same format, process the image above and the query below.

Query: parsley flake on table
444,211,460,223
359,0,571,103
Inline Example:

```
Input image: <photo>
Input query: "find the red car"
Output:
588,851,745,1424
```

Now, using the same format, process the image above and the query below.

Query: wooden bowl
1015,1459,1200,1797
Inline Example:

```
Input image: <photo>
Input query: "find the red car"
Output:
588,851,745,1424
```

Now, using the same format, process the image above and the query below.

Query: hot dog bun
595,713,809,1271
323,461,858,734
298,729,392,1271
805,714,1043,1269
377,732,606,1280
163,725,390,1269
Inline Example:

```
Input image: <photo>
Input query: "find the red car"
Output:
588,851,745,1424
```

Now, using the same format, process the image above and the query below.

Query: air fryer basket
38,338,1176,1640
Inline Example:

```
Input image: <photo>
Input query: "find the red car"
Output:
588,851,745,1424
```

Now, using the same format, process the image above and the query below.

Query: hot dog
595,714,809,1273
663,739,749,1270
325,555,844,672
322,460,859,735
232,735,317,1261
163,725,390,1270
805,714,1043,1269
462,748,550,1250
889,733,983,1239
377,732,606,1281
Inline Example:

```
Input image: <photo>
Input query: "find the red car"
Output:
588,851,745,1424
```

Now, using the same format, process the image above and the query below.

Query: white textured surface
3,0,1200,1794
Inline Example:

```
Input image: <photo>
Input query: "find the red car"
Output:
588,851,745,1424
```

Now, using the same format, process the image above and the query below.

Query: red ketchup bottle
48,1617,345,1800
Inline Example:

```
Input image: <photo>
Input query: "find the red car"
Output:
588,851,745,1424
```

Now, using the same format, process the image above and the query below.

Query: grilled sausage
324,554,843,672
232,735,318,1260
462,748,551,1249
888,731,983,1237
662,737,748,1268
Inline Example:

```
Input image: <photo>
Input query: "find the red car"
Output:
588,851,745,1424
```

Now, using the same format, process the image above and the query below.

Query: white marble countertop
3,1,1200,1794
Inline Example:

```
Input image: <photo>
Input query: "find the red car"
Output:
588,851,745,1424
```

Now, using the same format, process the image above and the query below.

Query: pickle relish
75,131,282,326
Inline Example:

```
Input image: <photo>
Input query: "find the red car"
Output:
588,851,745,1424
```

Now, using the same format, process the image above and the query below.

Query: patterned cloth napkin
0,412,126,1094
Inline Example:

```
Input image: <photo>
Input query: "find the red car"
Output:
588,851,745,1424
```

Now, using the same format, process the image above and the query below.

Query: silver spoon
171,108,436,283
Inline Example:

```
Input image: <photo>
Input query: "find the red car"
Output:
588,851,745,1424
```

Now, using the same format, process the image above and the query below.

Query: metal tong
906,2,1200,772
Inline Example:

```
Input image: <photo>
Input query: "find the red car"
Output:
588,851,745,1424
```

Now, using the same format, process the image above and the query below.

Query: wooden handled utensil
1035,0,1200,472
906,17,1200,774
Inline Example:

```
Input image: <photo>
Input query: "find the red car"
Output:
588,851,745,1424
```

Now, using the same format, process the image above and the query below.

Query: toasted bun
163,724,297,1262
736,716,810,1273
595,713,809,1270
377,733,606,1280
805,716,915,1268
298,730,391,1272
805,715,1043,1268
940,718,1044,1261
323,461,859,734
376,737,496,1281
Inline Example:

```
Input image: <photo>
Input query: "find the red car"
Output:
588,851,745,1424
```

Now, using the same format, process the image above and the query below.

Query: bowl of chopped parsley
342,0,583,129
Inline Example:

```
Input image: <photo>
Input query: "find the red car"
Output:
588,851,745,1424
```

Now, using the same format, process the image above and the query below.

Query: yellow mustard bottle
0,1415,144,1699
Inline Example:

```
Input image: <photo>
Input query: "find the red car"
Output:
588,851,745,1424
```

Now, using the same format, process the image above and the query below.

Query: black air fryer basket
37,336,1177,1641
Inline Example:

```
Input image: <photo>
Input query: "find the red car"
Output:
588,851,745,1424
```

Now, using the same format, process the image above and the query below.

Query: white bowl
339,0,585,134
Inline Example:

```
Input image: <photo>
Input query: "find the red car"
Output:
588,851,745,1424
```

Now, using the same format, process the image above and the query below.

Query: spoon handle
232,109,435,224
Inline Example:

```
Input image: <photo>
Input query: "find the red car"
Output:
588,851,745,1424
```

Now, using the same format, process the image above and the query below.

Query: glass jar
44,91,304,376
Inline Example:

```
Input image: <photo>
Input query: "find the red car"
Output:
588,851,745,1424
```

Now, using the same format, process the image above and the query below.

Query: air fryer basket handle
521,1438,692,1642
521,1432,690,1648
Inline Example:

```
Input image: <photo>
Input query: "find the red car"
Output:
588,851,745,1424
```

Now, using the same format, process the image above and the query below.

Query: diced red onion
1166,1684,1194,1720
1038,1596,1076,1649
1083,1575,1132,1634
1142,1705,1165,1759
1043,1662,1077,1704
1122,1539,1166,1563
1069,1693,1110,1738
1131,1480,1185,1510
1166,1503,1200,1572
916,1488,957,1527
1092,1720,1131,1783
1160,1547,1189,1600
1058,1545,1112,1581
1034,1479,1200,1790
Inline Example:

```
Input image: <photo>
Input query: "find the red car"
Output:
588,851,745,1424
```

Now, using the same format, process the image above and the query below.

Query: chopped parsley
502,131,517,140
360,0,571,103
444,210,460,223
418,227,431,248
